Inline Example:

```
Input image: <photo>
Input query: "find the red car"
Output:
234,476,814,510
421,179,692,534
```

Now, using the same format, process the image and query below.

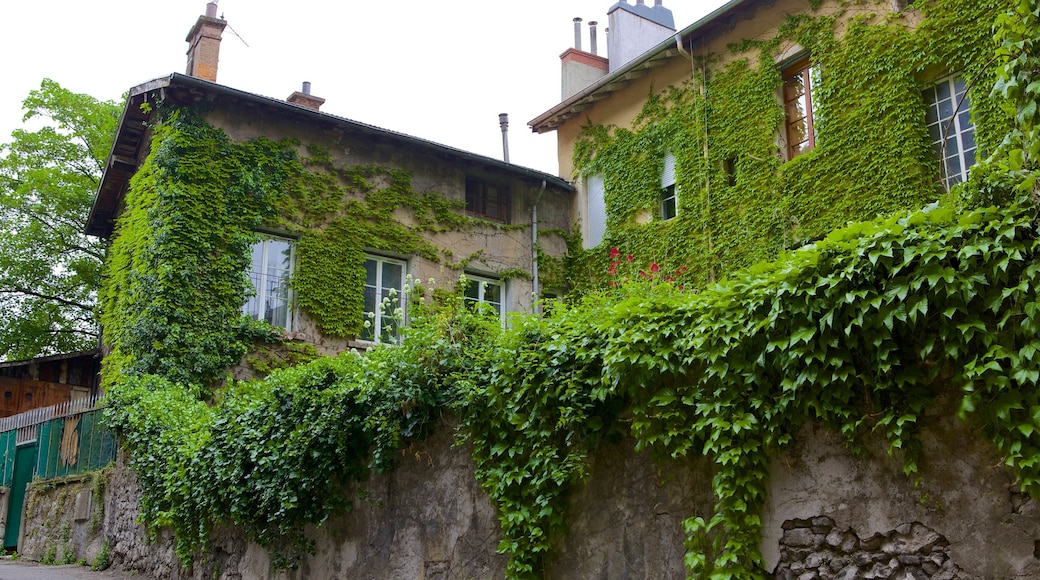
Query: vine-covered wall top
567,0,1012,295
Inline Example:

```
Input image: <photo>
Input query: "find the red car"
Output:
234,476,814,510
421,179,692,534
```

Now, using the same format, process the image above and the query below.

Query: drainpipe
532,180,546,315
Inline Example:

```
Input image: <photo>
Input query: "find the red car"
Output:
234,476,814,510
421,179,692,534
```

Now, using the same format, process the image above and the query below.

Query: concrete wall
20,405,1040,578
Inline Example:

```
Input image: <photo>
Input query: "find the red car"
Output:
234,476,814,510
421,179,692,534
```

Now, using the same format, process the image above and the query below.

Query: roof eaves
0,349,100,370
87,74,574,238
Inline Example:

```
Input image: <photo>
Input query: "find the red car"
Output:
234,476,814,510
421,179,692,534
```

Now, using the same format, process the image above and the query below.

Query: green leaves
0,80,119,360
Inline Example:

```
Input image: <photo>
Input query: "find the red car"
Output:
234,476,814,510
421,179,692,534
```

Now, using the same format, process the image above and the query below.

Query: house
530,0,1002,289
86,3,574,364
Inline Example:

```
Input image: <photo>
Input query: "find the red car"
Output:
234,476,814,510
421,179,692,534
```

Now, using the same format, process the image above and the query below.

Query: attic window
783,57,819,160
466,177,511,223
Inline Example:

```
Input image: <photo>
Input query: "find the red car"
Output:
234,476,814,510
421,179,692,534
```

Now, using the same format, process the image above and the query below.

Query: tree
0,79,120,361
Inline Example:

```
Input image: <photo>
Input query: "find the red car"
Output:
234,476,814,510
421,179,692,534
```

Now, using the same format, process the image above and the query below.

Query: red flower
677,266,688,274
608,261,619,275
625,254,635,263
665,276,674,282
678,285,684,290
609,247,621,259
650,263,660,274
639,270,648,278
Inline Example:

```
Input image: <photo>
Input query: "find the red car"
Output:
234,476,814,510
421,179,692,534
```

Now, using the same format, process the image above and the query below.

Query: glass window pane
953,76,967,97
365,259,377,286
251,243,264,271
484,283,501,305
382,262,403,291
267,239,290,271
927,123,942,144
925,103,938,126
937,98,953,120
464,279,480,301
961,128,976,152
935,79,952,101
785,75,805,99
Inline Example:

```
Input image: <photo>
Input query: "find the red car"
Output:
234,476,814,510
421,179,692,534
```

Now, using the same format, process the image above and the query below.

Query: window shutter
661,151,676,188
587,174,607,248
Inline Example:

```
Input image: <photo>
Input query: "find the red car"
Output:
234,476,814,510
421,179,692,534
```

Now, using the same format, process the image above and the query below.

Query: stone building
86,2,573,356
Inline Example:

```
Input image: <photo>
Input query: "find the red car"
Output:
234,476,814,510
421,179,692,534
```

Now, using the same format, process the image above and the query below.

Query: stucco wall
200,103,573,355
21,406,1040,578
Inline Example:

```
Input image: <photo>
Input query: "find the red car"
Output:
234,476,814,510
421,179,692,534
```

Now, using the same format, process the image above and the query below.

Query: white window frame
362,255,407,343
923,74,976,189
660,151,677,220
463,274,505,324
243,235,295,329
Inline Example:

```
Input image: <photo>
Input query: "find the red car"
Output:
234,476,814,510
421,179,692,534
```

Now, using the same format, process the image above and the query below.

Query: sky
0,1,727,177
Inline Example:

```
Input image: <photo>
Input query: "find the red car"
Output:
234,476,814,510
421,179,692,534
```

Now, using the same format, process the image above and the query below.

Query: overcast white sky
0,1,726,176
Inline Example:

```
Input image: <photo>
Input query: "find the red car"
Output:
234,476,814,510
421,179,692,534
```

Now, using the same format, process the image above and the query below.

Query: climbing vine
569,0,1012,295
94,1,1040,579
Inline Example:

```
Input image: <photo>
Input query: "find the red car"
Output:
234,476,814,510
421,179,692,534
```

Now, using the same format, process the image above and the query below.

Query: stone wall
19,471,108,567
19,407,1040,579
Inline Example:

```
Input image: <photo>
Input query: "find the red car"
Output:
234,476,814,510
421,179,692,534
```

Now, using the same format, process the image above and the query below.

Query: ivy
95,2,1040,578
569,0,1012,295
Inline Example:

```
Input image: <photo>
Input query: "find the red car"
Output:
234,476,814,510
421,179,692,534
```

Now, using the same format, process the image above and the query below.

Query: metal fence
0,395,116,485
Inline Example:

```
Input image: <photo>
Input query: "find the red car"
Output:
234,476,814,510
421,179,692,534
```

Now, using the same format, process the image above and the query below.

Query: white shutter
586,174,607,249
661,151,676,188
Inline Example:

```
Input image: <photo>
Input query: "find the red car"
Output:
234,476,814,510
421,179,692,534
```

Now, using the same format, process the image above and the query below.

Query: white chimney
607,0,675,72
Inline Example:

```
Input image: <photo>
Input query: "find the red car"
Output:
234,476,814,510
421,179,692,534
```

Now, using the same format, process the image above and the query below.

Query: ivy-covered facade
87,73,573,374
74,0,1040,578
530,0,1010,294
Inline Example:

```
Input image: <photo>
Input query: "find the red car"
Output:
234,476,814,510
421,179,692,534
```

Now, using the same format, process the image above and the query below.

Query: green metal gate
4,443,36,549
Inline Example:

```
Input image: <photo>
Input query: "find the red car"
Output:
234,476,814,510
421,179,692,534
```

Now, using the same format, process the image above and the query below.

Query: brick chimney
185,2,227,82
286,82,326,111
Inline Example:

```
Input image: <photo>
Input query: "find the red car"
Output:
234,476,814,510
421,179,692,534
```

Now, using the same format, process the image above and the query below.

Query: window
361,255,406,342
586,173,606,249
463,274,504,322
660,151,677,220
783,57,818,159
244,236,294,329
466,177,511,223
923,75,976,189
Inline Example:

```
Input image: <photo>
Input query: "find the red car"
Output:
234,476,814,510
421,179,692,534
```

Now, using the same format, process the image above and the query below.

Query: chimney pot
654,0,663,5
573,17,583,50
637,0,645,4
589,21,599,55
302,81,312,95
205,2,218,18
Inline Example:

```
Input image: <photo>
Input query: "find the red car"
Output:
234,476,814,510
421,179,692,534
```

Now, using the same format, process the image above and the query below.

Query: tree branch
0,288,93,312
